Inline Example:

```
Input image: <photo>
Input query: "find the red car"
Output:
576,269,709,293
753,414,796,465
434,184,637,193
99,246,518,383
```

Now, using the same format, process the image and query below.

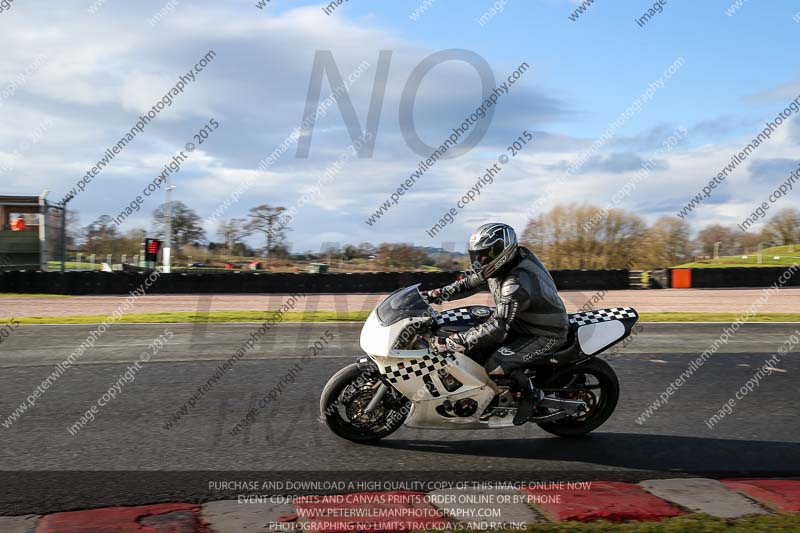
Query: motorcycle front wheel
319,363,410,443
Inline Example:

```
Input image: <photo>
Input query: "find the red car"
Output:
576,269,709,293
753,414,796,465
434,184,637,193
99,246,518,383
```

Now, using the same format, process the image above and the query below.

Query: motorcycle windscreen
375,284,430,326
577,320,626,355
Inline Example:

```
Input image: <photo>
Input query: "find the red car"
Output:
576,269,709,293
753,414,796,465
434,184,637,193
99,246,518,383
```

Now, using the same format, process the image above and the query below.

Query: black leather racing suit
439,247,569,375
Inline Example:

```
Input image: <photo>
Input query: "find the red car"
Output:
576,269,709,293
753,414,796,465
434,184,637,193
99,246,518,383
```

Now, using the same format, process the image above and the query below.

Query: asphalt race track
1,322,798,514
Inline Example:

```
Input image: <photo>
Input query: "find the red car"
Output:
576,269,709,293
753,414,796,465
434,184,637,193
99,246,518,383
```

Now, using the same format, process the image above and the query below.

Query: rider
425,223,569,425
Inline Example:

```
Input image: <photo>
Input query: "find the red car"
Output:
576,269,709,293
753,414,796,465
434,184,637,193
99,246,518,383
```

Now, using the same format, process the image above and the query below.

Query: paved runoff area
3,479,799,531
1,323,798,515
1,301,798,529
2,288,800,318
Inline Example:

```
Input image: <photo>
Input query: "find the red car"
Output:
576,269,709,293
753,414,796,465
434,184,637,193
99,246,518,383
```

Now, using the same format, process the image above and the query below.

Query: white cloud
0,1,797,251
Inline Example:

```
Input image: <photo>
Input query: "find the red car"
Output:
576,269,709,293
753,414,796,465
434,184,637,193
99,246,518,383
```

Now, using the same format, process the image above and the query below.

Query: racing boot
511,370,544,426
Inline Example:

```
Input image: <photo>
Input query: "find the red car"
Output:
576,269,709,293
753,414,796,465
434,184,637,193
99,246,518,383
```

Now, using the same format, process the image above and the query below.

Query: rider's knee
484,355,502,374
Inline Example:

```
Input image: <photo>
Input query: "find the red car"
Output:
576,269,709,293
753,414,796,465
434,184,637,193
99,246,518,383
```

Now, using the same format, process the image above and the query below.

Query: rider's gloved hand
431,336,449,354
431,334,466,354
421,288,443,304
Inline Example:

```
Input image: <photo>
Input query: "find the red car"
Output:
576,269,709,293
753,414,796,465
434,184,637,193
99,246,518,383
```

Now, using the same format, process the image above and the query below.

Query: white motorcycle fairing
568,307,639,355
360,310,515,429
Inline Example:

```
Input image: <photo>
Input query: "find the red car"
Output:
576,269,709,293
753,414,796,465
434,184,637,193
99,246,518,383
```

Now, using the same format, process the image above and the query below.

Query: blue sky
1,0,799,252
313,0,800,143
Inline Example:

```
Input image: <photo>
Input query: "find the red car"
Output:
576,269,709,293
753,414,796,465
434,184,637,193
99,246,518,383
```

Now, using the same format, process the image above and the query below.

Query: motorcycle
320,284,637,443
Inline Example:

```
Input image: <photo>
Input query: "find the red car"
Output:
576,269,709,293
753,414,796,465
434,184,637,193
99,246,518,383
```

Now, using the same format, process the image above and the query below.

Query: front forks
364,382,388,412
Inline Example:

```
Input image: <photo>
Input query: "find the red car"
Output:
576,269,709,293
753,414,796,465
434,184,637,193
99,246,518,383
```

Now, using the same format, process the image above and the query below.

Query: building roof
0,195,45,206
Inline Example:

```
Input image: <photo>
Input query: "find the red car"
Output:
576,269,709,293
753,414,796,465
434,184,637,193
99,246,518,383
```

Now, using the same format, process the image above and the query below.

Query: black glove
431,336,448,354
431,334,465,354
421,288,444,304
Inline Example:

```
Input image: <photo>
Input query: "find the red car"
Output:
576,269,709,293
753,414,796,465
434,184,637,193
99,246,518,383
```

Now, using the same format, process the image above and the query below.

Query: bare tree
152,201,206,251
245,204,288,259
83,215,121,256
522,204,647,269
357,242,376,257
764,208,799,246
216,218,249,256
738,231,767,254
694,224,739,257
644,216,692,267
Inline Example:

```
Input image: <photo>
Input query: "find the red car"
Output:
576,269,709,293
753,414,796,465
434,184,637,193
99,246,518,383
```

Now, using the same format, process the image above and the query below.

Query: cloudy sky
1,0,799,252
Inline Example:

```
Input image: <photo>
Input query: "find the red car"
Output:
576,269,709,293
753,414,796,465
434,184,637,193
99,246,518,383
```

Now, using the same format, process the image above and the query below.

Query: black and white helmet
467,223,518,278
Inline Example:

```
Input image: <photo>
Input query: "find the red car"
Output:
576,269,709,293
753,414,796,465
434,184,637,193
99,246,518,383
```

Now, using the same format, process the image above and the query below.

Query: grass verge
13,311,369,325
638,312,800,322
516,513,799,532
11,311,800,325
672,262,799,269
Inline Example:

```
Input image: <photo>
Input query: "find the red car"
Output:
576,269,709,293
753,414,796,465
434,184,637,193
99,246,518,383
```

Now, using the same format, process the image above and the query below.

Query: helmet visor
468,249,489,269
469,242,503,271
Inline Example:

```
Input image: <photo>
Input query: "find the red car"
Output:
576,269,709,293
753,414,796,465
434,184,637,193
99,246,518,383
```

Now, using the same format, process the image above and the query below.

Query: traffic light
144,239,162,263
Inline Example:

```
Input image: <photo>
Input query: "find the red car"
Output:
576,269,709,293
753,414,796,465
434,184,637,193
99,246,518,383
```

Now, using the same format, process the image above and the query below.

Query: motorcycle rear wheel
536,358,619,438
320,363,410,443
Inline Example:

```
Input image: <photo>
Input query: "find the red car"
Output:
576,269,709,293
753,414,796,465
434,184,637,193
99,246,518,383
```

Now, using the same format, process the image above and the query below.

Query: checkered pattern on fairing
434,308,473,325
382,353,454,384
568,307,637,327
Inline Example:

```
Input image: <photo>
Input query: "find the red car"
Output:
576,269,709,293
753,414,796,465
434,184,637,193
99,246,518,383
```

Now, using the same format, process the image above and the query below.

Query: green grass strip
638,312,800,322
13,310,369,325
11,311,800,325
673,262,798,268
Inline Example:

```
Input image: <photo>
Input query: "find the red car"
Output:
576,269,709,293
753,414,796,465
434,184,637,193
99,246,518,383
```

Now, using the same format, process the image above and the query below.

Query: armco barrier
683,266,800,289
550,269,629,291
0,269,631,295
649,268,670,289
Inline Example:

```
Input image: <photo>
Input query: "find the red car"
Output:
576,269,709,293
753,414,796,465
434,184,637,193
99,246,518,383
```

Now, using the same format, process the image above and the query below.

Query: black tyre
536,358,619,438
319,363,410,443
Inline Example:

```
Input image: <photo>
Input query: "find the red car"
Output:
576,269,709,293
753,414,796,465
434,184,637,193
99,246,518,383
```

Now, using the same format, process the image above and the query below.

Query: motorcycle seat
519,326,586,367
